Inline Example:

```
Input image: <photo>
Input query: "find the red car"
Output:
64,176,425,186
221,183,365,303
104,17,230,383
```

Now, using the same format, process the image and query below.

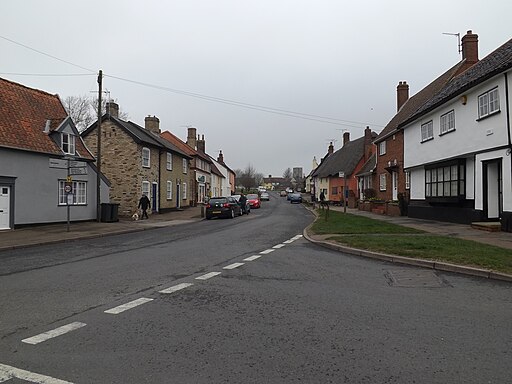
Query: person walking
138,194,150,219
239,193,248,214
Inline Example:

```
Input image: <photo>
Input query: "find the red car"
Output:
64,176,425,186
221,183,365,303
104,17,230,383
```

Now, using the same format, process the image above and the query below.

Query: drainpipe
505,73,512,147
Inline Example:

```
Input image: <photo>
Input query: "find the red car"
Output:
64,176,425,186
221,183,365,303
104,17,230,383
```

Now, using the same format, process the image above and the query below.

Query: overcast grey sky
2,1,512,177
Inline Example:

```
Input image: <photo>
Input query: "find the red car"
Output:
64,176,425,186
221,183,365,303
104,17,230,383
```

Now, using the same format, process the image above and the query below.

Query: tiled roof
160,130,206,161
355,153,376,177
402,37,512,126
209,161,224,177
0,77,92,159
374,61,466,143
312,133,376,178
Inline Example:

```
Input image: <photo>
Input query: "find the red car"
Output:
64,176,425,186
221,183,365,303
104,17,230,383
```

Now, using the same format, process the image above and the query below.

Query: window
182,158,188,174
166,180,173,200
58,180,86,205
440,110,455,135
182,182,187,199
405,171,410,190
142,181,150,197
421,121,434,142
379,141,386,156
478,88,499,118
166,153,173,170
379,174,386,191
425,161,465,198
142,147,150,168
62,133,75,155
331,186,338,195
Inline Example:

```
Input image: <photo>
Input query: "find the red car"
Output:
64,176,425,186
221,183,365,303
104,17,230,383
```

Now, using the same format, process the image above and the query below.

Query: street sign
69,167,87,175
66,176,72,183
339,172,345,178
49,159,67,169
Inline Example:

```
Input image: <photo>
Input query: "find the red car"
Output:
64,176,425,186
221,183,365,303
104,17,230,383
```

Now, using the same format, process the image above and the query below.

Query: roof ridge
0,76,60,99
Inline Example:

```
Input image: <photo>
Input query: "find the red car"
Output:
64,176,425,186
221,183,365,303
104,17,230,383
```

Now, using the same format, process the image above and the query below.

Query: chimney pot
328,141,334,155
462,30,479,65
218,150,224,163
144,115,160,134
343,131,350,147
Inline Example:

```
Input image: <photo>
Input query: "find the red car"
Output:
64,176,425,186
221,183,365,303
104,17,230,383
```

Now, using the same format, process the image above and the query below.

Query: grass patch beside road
311,210,423,234
310,210,512,275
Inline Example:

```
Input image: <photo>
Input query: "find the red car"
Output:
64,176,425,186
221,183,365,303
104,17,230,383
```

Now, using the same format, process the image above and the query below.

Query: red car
246,193,261,209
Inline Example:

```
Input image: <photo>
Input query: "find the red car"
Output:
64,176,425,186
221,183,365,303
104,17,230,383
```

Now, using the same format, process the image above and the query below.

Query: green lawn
310,210,512,275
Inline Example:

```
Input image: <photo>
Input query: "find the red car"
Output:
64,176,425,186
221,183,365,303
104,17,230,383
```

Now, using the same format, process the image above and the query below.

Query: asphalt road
0,192,511,383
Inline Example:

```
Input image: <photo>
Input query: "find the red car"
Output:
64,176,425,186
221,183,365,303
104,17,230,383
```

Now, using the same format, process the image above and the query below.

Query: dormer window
62,133,75,155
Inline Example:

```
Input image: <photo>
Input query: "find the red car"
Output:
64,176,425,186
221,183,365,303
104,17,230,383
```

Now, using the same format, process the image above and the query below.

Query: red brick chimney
186,127,197,149
328,141,334,155
397,81,409,112
462,30,479,65
144,115,160,134
343,131,350,147
218,150,224,163
364,126,373,161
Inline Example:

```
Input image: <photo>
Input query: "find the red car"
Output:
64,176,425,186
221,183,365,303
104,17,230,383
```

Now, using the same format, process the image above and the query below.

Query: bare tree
235,164,263,192
62,95,95,132
282,167,292,179
63,95,129,132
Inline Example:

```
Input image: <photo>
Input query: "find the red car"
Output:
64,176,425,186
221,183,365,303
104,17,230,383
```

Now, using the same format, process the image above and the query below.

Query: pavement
1,202,511,281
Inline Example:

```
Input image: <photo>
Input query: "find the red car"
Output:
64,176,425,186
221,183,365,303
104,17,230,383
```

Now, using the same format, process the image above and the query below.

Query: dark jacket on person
138,195,150,210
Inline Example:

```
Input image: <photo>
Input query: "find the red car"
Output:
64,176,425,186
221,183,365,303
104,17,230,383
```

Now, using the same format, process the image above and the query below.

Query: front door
152,182,158,212
483,160,502,220
176,183,181,209
392,171,398,201
0,186,10,230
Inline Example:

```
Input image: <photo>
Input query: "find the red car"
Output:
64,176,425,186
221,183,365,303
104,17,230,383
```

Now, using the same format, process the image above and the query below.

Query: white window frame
142,147,150,168
379,174,386,191
182,158,188,174
440,110,455,135
405,171,410,190
379,141,386,156
182,182,187,200
58,180,86,205
478,87,499,119
166,153,173,171
142,181,150,197
166,180,173,200
421,121,434,142
62,133,75,155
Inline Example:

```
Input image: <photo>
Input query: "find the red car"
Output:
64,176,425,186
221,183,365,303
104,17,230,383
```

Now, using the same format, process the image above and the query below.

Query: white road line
195,272,222,280
283,239,294,244
272,244,285,249
21,322,86,346
223,262,244,270
260,249,275,254
0,363,74,383
292,235,303,240
243,255,261,261
159,282,193,294
104,297,154,315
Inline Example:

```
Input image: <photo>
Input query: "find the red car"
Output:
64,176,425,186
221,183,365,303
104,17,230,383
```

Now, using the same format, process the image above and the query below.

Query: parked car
289,193,302,204
260,191,270,201
205,196,242,219
279,190,287,197
246,193,261,208
232,194,250,214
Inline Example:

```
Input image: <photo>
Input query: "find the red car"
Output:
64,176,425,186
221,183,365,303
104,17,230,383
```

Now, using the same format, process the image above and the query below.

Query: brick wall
374,131,408,201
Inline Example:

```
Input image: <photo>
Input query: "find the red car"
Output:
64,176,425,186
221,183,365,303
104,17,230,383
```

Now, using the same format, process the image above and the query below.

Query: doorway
0,186,11,230
392,171,398,201
483,159,502,220
176,183,181,209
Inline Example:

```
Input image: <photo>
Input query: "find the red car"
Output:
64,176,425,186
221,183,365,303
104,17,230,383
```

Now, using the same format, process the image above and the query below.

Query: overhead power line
1,34,384,129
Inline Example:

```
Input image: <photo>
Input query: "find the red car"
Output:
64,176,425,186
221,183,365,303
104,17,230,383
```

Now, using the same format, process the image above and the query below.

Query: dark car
232,194,250,214
205,196,242,219
289,193,302,204
246,193,261,208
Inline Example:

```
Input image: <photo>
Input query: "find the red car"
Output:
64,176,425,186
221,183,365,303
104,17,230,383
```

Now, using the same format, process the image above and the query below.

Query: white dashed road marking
292,235,303,240
159,282,193,294
243,255,261,261
223,262,244,270
22,322,86,345
104,298,154,315
260,249,275,254
0,363,74,383
272,244,285,249
283,239,294,244
196,272,222,280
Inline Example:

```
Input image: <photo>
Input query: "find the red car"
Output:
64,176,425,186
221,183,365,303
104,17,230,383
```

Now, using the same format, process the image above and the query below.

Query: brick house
0,77,109,228
311,128,376,206
82,103,192,216
373,31,480,210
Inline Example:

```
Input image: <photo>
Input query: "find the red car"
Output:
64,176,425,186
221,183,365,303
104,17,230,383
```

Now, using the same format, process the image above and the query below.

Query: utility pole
96,70,103,222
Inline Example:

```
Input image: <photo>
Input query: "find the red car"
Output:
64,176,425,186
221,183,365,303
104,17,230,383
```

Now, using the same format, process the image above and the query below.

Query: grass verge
310,210,512,275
